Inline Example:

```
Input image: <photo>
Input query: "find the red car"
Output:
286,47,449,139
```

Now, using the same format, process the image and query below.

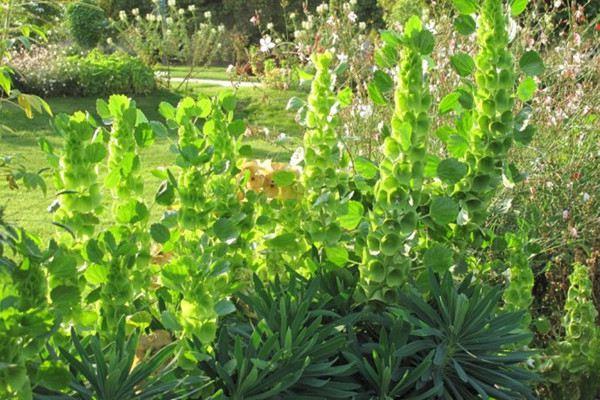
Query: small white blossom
267,22,274,30
118,10,127,21
167,0,176,7
166,17,174,24
316,3,328,14
226,64,235,74
204,11,212,19
178,8,184,15
289,12,296,19
359,21,366,30
131,8,139,16
337,53,348,63
562,209,570,220
347,11,358,23
583,192,591,202
188,4,195,11
259,35,276,52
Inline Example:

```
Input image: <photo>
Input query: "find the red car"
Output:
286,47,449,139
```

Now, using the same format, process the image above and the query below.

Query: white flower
118,10,127,21
267,22,274,30
562,209,570,220
106,37,113,45
359,21,366,30
218,24,225,32
226,64,235,74
146,13,156,22
276,132,288,142
204,11,212,19
347,11,358,23
583,192,591,202
188,4,195,11
358,104,373,118
293,30,302,39
131,8,139,16
350,0,357,5
166,17,173,24
178,8,184,15
167,0,176,7
289,12,296,19
336,53,348,63
156,15,162,21
290,147,305,167
316,3,328,14
553,0,562,8
250,15,259,25
166,29,172,35
259,35,276,52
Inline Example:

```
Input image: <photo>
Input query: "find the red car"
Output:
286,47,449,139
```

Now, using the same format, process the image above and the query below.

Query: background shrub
67,0,109,49
69,50,156,96
10,48,155,97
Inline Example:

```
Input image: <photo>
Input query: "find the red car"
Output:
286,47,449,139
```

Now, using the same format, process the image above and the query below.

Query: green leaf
325,246,349,267
156,180,175,206
84,143,107,163
286,96,305,111
437,158,468,185
272,170,296,187
447,135,468,158
451,0,478,14
514,125,536,145
404,16,423,36
450,53,475,77
37,361,70,391
50,285,80,306
213,218,240,244
338,201,364,230
380,233,402,256
85,239,104,264
517,77,537,101
511,0,528,16
454,15,476,35
116,200,149,224
368,81,387,106
373,70,394,93
84,264,108,285
228,120,246,136
266,233,298,251
220,92,237,112
96,99,110,120
214,299,236,316
412,30,435,55
423,244,454,273
354,157,378,179
159,101,176,120
519,51,545,76
430,196,459,225
439,92,461,114
337,86,353,106
150,223,170,244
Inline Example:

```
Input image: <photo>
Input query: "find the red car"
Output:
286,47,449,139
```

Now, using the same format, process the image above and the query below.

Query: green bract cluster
364,17,433,301
502,228,534,330
156,92,251,343
544,262,600,400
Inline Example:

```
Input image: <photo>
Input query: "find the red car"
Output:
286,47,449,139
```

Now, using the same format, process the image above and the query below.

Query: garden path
164,76,261,88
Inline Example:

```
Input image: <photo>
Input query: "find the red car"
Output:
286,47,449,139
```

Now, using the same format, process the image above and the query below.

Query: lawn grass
0,84,305,236
155,65,259,82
